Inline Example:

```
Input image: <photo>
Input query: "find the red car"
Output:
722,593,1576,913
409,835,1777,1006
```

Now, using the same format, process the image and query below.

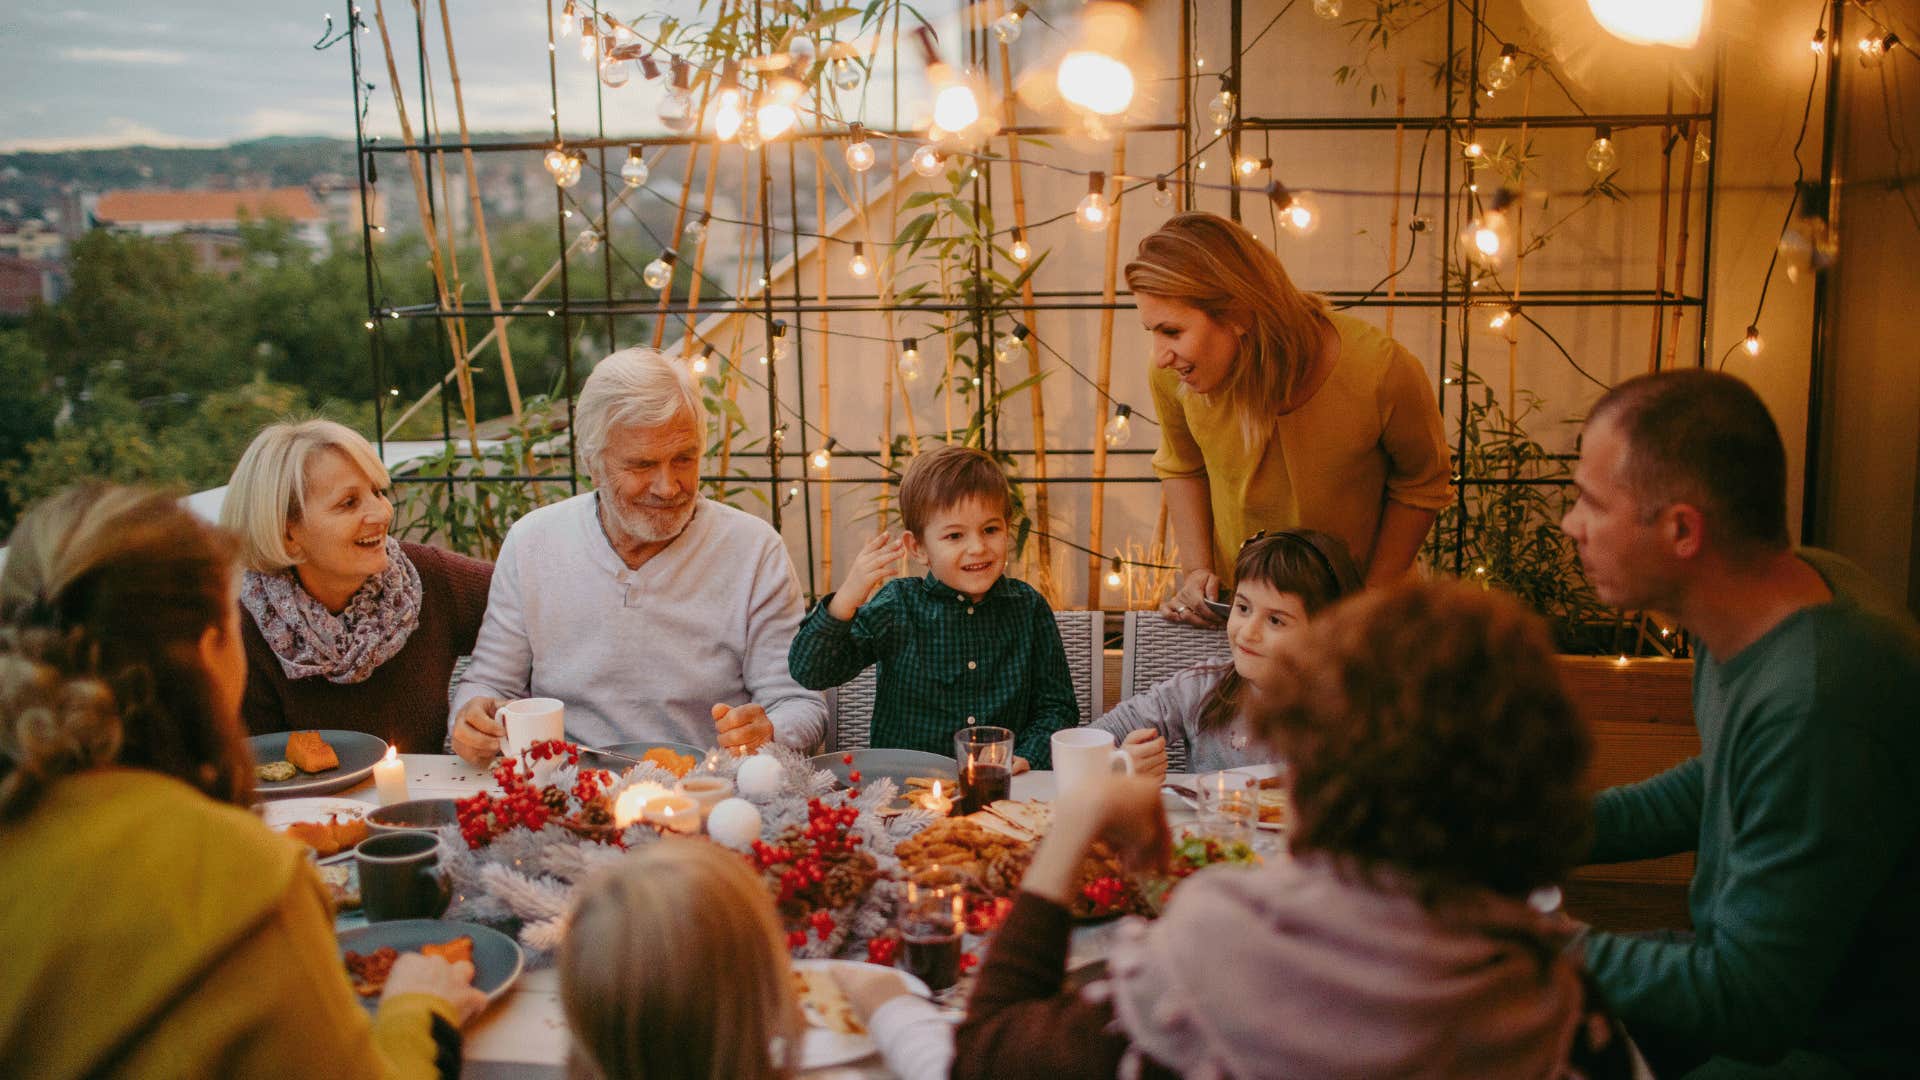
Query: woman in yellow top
0,485,484,1079
1125,212,1451,624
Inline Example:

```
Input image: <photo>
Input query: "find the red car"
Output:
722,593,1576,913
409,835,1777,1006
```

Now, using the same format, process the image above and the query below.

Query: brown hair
1197,529,1361,733
1125,211,1332,447
562,838,802,1080
897,443,1013,538
0,485,251,819
1257,581,1591,900
1587,369,1790,553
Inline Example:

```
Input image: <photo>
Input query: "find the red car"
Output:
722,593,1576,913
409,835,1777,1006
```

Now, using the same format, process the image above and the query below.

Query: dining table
314,754,1253,1080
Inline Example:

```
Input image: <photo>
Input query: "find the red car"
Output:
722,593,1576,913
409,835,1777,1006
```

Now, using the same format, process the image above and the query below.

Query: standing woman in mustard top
1125,212,1452,625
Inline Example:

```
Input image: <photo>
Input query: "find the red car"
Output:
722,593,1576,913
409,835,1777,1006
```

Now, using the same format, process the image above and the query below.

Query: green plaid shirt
788,573,1078,767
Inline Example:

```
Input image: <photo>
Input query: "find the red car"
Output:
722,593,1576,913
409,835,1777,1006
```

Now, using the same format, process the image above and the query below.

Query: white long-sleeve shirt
451,493,826,751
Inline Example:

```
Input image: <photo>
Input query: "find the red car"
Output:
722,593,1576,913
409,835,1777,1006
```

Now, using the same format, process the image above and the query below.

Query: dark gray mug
355,831,451,922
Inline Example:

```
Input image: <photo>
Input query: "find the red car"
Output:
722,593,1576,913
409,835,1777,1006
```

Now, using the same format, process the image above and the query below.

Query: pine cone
540,786,570,815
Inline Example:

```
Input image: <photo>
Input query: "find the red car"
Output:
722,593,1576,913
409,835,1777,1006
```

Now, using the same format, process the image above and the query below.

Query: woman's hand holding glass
1162,568,1225,627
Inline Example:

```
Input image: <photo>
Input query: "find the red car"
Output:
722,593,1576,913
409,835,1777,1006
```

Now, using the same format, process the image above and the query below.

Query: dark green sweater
1583,551,1920,1075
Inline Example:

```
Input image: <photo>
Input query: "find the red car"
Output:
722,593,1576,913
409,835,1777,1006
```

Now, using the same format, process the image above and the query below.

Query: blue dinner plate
336,919,523,1012
809,748,956,809
247,730,389,798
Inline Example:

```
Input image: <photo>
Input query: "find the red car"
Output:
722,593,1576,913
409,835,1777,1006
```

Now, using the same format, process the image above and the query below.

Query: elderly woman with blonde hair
222,419,491,751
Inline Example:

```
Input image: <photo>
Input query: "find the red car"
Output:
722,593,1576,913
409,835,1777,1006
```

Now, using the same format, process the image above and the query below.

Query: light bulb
1486,44,1518,91
932,82,981,134
1586,126,1617,174
1464,136,1484,160
848,241,871,278
579,228,600,254
543,146,569,176
620,147,649,187
1810,28,1827,54
770,322,789,361
911,145,944,177
557,0,575,37
1742,326,1762,356
994,323,1030,363
600,58,630,88
643,250,675,289
659,62,695,133
810,446,832,470
898,339,921,381
1693,130,1711,164
686,212,709,239
1105,557,1124,588
736,112,763,152
1103,403,1134,448
1154,176,1173,207
579,21,597,61
715,83,745,141
1460,195,1515,269
786,35,817,71
1206,89,1234,127
556,155,583,189
1235,155,1266,177
846,125,876,172
1587,0,1707,48
1057,51,1135,116
1009,231,1031,262
1313,0,1342,19
831,56,863,91
757,100,797,141
1487,305,1516,330
993,8,1024,44
693,346,713,374
1076,173,1111,231
1276,190,1320,234
1857,34,1892,65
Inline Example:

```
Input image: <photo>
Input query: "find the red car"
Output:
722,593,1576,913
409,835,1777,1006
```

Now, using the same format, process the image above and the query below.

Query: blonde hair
561,839,802,1080
575,348,709,483
222,419,391,573
1,485,250,819
1125,211,1332,447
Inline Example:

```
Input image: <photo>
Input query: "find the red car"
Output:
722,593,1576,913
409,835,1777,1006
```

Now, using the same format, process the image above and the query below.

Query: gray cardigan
1089,661,1277,774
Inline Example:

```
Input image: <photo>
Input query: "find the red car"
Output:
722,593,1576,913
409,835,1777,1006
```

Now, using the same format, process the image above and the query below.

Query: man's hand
832,964,921,1024
712,702,774,755
1120,729,1168,779
1161,568,1225,627
1011,755,1031,776
826,532,909,622
383,952,487,1024
451,696,504,766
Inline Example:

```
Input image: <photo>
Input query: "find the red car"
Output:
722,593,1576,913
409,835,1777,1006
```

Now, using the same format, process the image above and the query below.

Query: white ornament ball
705,797,764,849
734,753,787,801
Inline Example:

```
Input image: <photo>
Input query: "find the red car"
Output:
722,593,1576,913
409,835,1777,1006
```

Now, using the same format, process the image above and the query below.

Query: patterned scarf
241,537,423,684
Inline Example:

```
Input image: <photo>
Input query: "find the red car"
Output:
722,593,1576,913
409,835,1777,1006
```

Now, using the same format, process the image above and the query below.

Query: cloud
239,105,349,138
0,118,223,152
59,46,187,65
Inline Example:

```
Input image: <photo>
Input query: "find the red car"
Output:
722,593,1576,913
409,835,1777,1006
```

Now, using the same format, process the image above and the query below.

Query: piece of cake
285,731,339,773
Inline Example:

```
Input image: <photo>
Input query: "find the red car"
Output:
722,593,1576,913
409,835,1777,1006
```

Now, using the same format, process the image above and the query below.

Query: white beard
601,491,697,546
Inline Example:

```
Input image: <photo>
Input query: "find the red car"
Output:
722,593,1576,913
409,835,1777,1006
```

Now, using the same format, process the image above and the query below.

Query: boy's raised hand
826,531,908,621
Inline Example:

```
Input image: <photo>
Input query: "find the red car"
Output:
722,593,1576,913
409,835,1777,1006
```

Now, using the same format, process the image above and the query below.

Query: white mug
1051,728,1136,799
498,697,565,758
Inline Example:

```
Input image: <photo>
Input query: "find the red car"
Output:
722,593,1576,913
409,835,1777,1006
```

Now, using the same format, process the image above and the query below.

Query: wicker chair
824,609,1107,753
1119,611,1230,773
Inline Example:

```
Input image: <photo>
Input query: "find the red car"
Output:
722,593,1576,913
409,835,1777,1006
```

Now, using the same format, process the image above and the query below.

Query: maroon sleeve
952,892,1145,1080
239,610,291,736
404,543,494,656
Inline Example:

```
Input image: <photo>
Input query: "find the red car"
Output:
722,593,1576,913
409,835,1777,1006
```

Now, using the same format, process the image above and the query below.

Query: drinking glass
1196,769,1258,841
954,726,1014,815
897,882,964,992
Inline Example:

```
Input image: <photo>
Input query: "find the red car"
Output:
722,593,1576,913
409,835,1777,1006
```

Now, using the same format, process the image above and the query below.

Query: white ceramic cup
1051,727,1136,799
498,697,565,758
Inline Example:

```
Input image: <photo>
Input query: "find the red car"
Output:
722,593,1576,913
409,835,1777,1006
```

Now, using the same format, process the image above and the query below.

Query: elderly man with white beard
449,348,826,763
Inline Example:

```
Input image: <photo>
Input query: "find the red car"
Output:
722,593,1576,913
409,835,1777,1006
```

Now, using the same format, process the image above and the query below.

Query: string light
829,49,863,92
1206,78,1234,127
898,338,922,381
736,110,764,152
1268,183,1320,235
543,144,570,177
692,344,714,374
1586,125,1617,174
557,0,575,37
620,145,650,187
848,240,871,278
1105,555,1124,588
1463,131,1484,160
1103,403,1134,448
1461,187,1517,269
686,211,710,239
578,17,596,61
916,28,992,143
714,62,745,142
770,320,789,361
1857,32,1897,65
1234,154,1270,178
1076,171,1111,231
1587,0,1706,48
600,52,631,88
658,60,695,133
1742,325,1763,356
757,78,803,141
1056,1,1140,117
994,323,1031,363
1154,175,1173,207
1485,43,1519,92
993,5,1026,44
1009,228,1031,263
810,437,836,471
911,145,944,178
579,228,600,254
1693,129,1711,164
1779,182,1838,283
845,123,876,172
1313,0,1342,18
643,249,677,289
557,151,583,189
1487,304,1518,331
785,34,817,72
1810,27,1827,54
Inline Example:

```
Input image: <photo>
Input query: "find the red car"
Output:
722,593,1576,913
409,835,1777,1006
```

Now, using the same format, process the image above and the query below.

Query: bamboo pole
675,142,721,356
995,2,1053,581
369,0,481,457
1085,140,1127,609
813,141,834,582
719,147,756,481
435,0,522,421
1664,108,1702,370
651,45,722,349
1386,66,1407,337
1648,81,1675,372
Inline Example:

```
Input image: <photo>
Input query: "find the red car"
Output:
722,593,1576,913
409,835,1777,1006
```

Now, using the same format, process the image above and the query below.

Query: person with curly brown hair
953,582,1630,1079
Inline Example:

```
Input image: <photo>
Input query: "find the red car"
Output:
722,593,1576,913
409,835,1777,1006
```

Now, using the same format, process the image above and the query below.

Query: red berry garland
455,740,614,849
746,796,879,951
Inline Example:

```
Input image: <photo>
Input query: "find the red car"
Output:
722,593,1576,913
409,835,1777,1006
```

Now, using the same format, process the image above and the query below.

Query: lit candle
374,746,409,805
644,794,700,834
613,782,670,828
921,779,953,816
678,776,734,818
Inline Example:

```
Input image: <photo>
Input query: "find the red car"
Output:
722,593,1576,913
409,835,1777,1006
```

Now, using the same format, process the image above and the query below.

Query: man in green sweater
1562,369,1920,1078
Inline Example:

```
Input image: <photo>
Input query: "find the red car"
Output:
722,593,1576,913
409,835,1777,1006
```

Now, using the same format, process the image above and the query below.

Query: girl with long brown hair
1125,212,1451,623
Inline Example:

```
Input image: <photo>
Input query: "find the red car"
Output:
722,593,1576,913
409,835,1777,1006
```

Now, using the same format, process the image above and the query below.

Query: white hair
574,347,708,480
221,419,391,572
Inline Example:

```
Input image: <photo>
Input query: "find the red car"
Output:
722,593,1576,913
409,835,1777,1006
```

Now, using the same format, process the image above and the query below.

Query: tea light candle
919,779,953,816
644,794,700,834
612,781,670,828
374,746,409,805
677,775,734,818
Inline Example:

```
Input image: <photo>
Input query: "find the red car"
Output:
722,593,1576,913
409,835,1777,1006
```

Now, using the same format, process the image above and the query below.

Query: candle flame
384,746,398,763
613,782,669,828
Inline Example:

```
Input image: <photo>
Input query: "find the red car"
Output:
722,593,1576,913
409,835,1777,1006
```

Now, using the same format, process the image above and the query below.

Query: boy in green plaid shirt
788,445,1077,768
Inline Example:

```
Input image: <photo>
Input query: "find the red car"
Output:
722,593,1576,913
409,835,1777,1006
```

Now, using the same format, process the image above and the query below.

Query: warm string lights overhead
1076,172,1112,231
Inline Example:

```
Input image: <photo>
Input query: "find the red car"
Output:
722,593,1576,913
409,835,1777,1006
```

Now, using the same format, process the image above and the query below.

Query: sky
0,0,742,151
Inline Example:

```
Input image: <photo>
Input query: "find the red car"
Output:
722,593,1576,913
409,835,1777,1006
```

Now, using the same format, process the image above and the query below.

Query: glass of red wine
954,726,1015,815
898,882,964,993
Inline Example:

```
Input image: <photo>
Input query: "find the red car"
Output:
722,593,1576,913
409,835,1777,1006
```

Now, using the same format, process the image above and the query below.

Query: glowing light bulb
993,7,1025,44
543,146,569,177
898,338,922,381
1463,136,1484,160
770,321,789,361
1587,0,1707,48
757,77,802,140
600,57,630,88
736,111,763,152
693,346,713,374
1235,155,1267,178
1810,28,1827,54
786,35,817,72
579,20,597,61
1487,305,1517,330
911,145,944,177
1105,556,1124,588
994,323,1030,363
933,81,982,134
1693,130,1711,164
810,444,833,470
1313,0,1342,18
845,125,876,171
659,61,695,133
1586,126,1617,174
557,0,575,37
1076,172,1111,231
620,147,649,187
848,241,871,278
1485,44,1518,91
1103,403,1133,448
1058,51,1135,116
1206,89,1234,128
1460,193,1516,269
1742,326,1762,356
643,250,676,289
831,56,863,91
715,82,745,142
556,154,583,189
1009,230,1031,263
1275,189,1320,234
1154,176,1173,207
579,228,600,254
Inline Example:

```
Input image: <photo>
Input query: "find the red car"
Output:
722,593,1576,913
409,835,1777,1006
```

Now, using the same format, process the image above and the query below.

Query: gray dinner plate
809,748,957,808
247,730,389,798
336,918,523,1012
586,739,713,772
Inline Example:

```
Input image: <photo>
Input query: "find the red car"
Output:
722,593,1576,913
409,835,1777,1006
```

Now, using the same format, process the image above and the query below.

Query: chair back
1119,611,1230,773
